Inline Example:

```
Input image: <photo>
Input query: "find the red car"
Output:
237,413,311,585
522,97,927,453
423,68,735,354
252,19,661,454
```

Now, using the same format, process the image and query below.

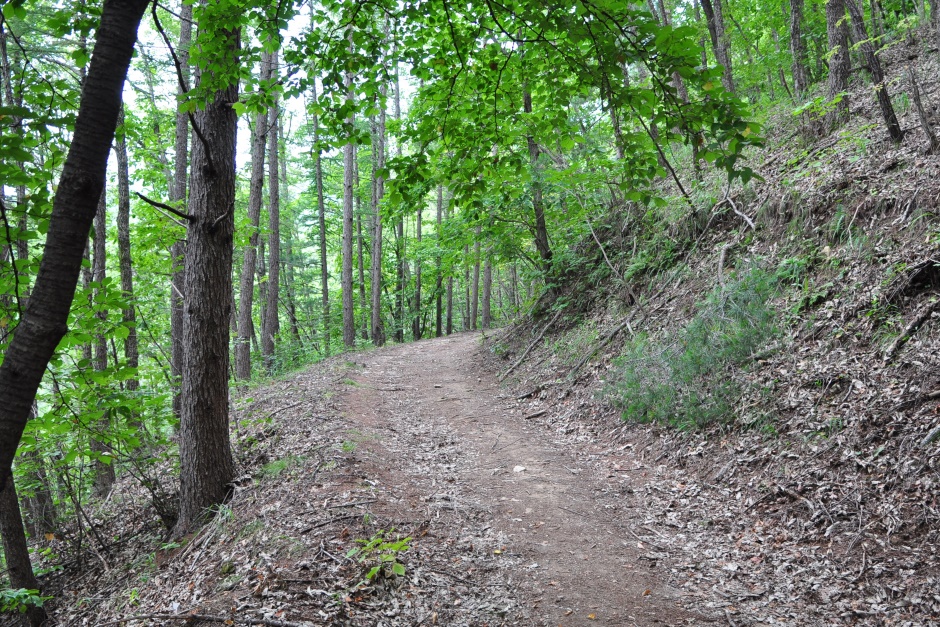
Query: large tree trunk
171,0,193,422
174,20,240,537
790,0,810,98
311,79,330,356
235,51,272,381
844,0,902,142
262,55,280,370
0,0,149,606
341,35,356,349
826,0,851,130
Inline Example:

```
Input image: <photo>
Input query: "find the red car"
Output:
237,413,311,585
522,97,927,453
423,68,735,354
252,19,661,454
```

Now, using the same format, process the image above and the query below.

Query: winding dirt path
339,333,703,626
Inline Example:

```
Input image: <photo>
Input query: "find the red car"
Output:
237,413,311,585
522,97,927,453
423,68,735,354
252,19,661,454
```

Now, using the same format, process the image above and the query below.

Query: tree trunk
435,185,443,337
522,87,553,275
370,93,387,347
235,51,272,381
845,0,902,142
174,20,239,537
92,190,115,498
393,73,405,344
412,206,422,340
356,157,368,341
699,0,736,93
826,0,851,130
115,108,138,398
0,0,149,596
481,255,492,329
0,480,47,626
171,0,193,422
341,35,356,349
790,0,810,98
311,79,330,356
263,54,281,370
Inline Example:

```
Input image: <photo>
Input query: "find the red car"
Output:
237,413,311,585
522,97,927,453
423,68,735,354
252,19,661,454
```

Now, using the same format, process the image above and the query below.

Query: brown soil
340,332,705,626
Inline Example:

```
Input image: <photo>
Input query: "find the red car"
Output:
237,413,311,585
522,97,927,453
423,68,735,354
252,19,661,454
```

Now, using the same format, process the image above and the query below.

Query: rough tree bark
0,0,149,618
235,50,272,381
174,19,240,537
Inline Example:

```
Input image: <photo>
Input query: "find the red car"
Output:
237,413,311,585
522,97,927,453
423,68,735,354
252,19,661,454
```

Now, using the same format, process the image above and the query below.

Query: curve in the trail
339,333,703,626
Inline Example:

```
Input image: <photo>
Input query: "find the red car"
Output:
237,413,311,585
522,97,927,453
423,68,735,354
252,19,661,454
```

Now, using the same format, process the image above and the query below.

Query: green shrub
607,266,778,429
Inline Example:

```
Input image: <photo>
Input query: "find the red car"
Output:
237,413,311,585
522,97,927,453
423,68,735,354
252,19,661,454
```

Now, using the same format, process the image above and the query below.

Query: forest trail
337,332,701,626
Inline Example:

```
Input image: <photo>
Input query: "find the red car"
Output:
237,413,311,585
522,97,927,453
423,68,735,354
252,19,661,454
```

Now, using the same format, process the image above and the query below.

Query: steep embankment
485,27,940,627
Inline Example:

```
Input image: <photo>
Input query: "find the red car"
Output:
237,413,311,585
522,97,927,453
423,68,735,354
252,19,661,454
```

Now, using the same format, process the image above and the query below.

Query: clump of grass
607,265,779,429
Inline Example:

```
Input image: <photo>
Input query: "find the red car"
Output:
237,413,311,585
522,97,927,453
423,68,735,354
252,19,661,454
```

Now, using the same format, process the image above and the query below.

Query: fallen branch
883,298,940,362
499,308,564,382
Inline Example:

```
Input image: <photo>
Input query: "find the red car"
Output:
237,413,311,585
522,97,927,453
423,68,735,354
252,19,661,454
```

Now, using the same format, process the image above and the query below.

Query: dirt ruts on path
339,333,704,626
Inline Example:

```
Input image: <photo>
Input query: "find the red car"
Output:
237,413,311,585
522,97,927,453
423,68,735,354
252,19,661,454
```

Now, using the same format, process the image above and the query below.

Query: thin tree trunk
699,0,736,93
412,206,422,340
369,102,387,346
471,234,480,331
522,85,552,274
435,185,443,337
356,154,368,341
826,0,851,129
92,190,115,497
393,73,405,344
341,34,356,349
790,0,810,98
263,52,280,370
170,0,193,422
311,79,330,356
482,255,492,329
174,21,240,537
235,51,272,381
115,108,138,398
845,0,902,142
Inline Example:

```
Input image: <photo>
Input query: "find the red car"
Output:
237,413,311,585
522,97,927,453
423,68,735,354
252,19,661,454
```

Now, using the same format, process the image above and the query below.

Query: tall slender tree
175,12,240,536
262,52,281,369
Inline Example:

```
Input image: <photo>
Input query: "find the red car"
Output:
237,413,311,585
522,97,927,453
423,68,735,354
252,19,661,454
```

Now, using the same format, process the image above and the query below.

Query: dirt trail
340,333,703,626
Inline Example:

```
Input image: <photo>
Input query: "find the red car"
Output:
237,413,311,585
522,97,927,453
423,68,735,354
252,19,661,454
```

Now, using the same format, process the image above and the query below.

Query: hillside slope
486,25,940,627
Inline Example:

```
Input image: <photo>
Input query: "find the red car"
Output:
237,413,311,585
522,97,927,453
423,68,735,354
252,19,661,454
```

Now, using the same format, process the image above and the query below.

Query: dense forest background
1,0,940,623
